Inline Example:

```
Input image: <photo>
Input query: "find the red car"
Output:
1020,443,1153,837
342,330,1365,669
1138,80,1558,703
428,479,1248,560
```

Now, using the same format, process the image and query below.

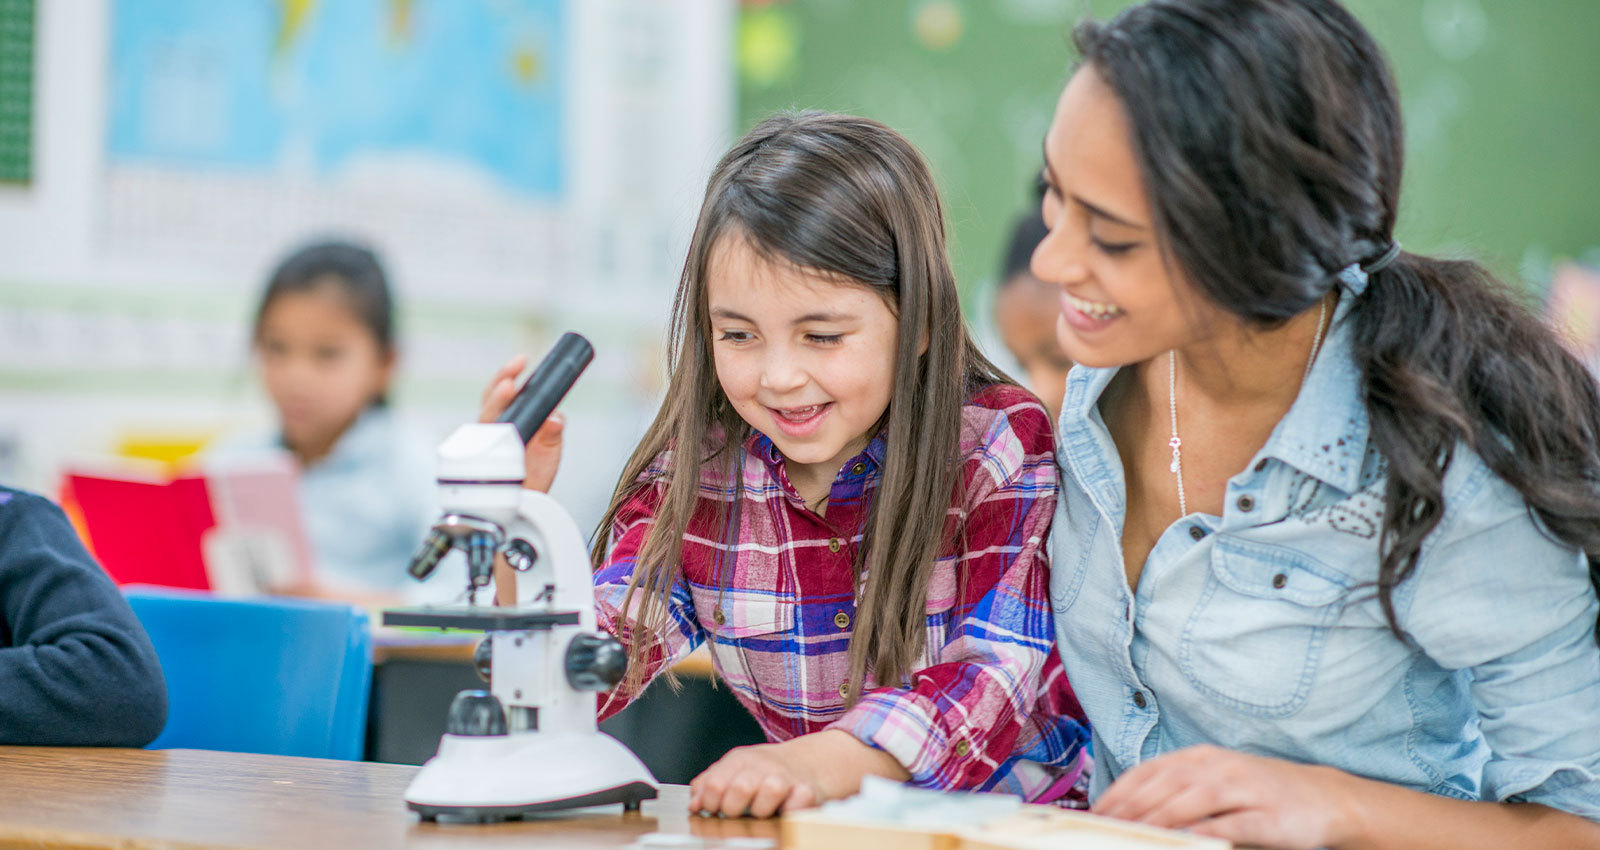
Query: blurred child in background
993,208,1072,421
226,240,438,605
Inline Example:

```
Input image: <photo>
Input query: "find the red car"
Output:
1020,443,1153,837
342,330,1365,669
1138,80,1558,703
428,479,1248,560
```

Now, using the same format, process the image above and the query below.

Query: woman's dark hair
1076,0,1600,641
253,239,397,405
597,111,1014,697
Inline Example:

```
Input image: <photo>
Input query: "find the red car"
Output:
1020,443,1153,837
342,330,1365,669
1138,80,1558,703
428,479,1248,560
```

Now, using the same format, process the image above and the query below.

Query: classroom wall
0,0,734,533
736,0,1600,309
1,0,1596,535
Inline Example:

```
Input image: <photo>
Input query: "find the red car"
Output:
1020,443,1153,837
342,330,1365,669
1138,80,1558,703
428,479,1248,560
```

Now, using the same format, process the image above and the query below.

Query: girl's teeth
1067,293,1123,319
779,405,822,421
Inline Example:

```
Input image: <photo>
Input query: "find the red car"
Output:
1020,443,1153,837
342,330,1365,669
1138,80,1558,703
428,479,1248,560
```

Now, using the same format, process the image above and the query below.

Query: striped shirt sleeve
594,481,705,721
828,393,1061,789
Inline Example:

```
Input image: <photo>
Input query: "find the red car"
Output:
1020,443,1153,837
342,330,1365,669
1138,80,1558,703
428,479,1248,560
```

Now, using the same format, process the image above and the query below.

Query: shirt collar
744,428,888,479
1061,275,1372,498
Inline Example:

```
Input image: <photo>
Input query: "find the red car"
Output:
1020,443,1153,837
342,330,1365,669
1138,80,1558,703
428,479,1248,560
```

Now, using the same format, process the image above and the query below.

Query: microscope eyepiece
498,332,594,445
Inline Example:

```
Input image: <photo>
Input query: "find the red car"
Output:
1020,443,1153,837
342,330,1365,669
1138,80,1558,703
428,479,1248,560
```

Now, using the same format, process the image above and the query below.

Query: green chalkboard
0,0,31,185
738,0,1600,300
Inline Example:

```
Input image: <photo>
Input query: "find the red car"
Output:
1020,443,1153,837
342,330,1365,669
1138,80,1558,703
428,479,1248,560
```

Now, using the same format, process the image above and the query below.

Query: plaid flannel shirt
594,384,1090,801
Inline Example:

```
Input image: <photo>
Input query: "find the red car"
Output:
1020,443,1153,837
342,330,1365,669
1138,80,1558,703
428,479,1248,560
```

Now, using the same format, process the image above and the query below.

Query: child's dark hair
598,111,1014,698
999,211,1049,286
254,240,396,404
1077,0,1600,642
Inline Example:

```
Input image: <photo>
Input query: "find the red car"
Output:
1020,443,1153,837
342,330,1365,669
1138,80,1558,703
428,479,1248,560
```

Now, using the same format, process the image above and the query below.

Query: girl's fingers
520,412,564,492
481,355,527,409
476,355,563,491
716,770,761,818
781,783,820,814
746,774,792,819
688,777,703,814
692,767,728,817
479,376,519,423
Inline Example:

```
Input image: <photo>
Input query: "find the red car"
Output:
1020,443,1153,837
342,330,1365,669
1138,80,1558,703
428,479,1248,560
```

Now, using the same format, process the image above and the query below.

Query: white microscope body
383,335,657,822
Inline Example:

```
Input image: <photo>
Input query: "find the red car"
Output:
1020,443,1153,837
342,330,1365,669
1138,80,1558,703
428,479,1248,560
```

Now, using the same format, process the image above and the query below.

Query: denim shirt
1050,267,1600,819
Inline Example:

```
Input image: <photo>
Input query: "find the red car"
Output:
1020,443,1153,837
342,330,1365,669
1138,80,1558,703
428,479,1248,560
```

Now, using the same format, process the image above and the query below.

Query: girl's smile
767,402,834,438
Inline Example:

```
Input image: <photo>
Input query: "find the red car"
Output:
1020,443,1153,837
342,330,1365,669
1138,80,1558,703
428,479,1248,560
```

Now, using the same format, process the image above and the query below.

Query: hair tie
1361,241,1402,274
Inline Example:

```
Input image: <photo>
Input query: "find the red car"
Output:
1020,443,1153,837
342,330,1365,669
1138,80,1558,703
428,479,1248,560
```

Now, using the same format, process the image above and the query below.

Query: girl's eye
718,330,752,343
1092,237,1139,257
806,334,843,346
1036,172,1056,200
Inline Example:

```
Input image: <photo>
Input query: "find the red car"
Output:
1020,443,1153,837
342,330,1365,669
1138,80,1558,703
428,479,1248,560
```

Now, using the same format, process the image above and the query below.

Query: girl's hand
689,729,908,819
1094,745,1360,850
479,355,564,492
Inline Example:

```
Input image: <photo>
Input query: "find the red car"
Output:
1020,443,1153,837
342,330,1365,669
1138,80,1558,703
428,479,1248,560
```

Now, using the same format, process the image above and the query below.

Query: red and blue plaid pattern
595,384,1090,801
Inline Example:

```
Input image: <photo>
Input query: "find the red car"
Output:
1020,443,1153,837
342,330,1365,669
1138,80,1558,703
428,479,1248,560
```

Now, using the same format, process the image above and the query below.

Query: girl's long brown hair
595,111,1013,698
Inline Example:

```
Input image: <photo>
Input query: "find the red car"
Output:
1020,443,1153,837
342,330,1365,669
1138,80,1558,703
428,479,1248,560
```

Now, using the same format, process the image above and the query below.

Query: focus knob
564,633,627,691
445,689,507,737
473,637,492,684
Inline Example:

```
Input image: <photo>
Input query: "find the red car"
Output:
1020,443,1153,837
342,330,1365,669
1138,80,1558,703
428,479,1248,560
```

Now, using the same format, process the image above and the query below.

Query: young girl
236,240,437,603
1034,1,1600,847
484,112,1090,817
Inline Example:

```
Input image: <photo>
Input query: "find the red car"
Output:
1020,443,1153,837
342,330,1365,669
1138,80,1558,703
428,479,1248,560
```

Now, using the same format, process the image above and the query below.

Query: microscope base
410,781,657,822
404,730,660,821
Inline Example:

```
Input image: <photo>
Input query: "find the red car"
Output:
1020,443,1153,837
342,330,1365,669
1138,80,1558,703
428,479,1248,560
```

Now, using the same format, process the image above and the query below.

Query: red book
62,455,310,594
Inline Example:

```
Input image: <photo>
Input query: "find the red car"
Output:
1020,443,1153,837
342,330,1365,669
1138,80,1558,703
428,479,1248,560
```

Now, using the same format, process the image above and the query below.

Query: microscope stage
382,606,581,631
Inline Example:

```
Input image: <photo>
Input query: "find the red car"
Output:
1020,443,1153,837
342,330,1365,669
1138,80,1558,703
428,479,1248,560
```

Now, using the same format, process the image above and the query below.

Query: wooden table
0,747,781,850
371,631,718,678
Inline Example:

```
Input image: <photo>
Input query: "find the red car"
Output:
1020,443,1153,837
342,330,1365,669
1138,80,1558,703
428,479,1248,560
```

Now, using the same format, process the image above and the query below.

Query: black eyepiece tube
497,332,594,445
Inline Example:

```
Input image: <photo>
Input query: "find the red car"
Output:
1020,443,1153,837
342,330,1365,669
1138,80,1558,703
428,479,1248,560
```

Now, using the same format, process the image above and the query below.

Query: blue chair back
124,588,373,760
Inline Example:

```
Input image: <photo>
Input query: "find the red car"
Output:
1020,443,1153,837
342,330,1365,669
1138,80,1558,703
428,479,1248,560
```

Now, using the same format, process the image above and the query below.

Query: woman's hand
689,729,909,819
1094,745,1361,850
479,355,564,492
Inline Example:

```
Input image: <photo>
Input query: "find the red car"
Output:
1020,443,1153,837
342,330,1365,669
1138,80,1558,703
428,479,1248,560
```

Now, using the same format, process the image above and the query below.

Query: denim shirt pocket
1178,536,1353,718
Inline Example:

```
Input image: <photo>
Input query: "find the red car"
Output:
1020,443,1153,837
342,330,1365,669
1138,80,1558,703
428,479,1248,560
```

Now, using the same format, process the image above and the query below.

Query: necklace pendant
1169,456,1180,474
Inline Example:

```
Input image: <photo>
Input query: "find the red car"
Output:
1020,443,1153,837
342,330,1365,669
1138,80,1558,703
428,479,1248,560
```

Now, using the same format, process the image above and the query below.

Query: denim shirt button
1133,691,1148,709
1236,494,1256,512
1254,458,1269,473
1272,573,1288,589
1188,525,1206,542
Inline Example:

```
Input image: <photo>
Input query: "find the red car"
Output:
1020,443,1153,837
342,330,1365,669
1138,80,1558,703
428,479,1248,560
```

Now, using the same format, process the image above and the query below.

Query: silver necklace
1167,296,1327,517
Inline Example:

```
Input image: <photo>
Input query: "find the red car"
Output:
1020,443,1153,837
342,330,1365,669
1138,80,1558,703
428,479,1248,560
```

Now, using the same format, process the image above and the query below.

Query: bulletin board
0,0,30,185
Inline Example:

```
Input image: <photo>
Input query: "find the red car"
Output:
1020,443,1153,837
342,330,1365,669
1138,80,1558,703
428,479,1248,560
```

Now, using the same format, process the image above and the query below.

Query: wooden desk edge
374,640,719,679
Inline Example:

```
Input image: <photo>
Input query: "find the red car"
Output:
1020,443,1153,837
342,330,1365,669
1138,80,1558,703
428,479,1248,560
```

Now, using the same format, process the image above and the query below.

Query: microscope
382,333,658,822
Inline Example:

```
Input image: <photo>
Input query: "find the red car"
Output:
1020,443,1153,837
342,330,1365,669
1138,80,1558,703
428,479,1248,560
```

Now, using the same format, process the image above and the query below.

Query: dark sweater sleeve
0,491,168,746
